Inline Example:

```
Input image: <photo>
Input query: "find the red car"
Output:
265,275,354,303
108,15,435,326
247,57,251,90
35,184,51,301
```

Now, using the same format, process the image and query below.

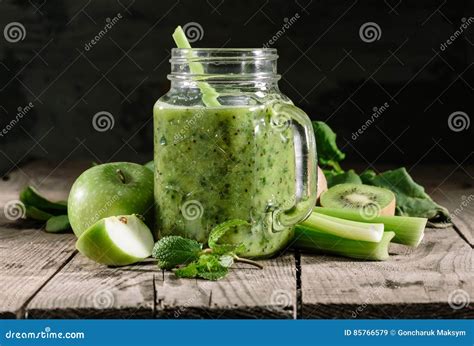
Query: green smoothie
153,102,297,258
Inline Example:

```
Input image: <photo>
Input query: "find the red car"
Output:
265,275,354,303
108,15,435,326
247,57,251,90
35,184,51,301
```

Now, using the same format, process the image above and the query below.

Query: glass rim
170,48,279,61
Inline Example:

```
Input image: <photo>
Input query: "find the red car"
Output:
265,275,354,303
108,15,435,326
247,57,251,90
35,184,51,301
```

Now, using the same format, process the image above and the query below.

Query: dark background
0,0,473,175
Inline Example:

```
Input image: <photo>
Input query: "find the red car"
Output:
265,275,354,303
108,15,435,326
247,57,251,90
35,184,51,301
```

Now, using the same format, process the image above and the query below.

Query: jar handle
270,102,318,231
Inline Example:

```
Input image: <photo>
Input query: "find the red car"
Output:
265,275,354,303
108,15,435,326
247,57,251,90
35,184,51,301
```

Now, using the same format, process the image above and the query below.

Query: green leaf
360,169,377,183
219,254,234,268
195,254,229,281
45,215,71,233
175,262,198,278
152,236,202,270
361,167,451,227
325,169,362,188
175,254,229,281
312,121,345,173
20,186,67,215
208,219,248,254
25,205,54,221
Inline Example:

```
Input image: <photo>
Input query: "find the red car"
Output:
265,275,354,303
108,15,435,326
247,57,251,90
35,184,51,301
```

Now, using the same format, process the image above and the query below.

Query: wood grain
26,255,156,319
414,165,474,246
300,224,473,318
0,160,83,318
2,161,473,318
155,254,297,319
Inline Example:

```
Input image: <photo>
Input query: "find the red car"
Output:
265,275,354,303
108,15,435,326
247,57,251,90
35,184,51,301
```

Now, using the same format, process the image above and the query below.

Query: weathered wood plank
155,254,297,319
0,227,76,318
300,164,473,318
0,160,84,318
3,161,472,319
300,225,473,318
25,256,156,319
414,165,474,246
3,160,154,318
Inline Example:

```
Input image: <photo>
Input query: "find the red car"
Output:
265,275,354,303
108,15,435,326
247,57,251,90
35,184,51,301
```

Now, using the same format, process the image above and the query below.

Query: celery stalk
314,207,426,247
298,212,384,243
294,226,395,261
172,26,221,107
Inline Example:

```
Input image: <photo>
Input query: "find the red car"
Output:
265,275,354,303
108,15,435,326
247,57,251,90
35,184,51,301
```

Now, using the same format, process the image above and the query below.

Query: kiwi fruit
320,183,396,216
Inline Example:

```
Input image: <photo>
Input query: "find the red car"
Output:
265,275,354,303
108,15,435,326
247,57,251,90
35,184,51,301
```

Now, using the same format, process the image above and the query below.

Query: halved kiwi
320,183,396,217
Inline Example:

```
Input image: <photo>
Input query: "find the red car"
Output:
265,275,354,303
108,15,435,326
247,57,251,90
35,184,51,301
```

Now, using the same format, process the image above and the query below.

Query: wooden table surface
0,161,472,319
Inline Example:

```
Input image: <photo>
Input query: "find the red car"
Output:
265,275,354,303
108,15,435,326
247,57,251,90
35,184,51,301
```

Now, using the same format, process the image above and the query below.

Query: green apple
76,214,154,266
68,162,154,238
144,160,154,172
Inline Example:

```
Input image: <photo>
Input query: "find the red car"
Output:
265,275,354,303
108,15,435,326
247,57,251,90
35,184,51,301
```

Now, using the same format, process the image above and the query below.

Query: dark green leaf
175,262,198,278
25,205,54,221
325,169,362,187
152,236,202,270
175,254,229,281
195,254,228,281
20,186,67,215
312,121,345,173
45,215,71,233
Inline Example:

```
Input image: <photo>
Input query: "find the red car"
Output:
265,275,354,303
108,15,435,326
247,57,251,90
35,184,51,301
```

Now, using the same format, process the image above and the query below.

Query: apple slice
76,214,154,266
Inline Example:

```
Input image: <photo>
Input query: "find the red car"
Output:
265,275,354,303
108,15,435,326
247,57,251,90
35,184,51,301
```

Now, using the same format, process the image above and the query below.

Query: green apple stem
116,169,126,184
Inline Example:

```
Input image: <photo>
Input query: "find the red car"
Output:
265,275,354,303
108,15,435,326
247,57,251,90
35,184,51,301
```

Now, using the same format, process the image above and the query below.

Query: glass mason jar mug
154,48,317,258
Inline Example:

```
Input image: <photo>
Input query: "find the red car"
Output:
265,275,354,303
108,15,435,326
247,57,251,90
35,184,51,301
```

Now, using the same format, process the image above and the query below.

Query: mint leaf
208,219,248,254
175,254,229,281
175,262,198,278
312,121,345,173
195,254,228,281
218,254,234,268
152,236,202,270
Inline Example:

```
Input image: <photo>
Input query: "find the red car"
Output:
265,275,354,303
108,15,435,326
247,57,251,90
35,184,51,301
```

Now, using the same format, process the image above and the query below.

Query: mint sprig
208,219,248,255
152,236,202,270
152,219,263,280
